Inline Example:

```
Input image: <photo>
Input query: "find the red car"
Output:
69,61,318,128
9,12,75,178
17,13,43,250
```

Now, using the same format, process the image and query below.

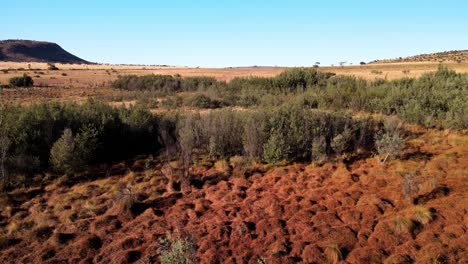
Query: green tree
50,126,98,174
263,131,289,163
73,125,99,169
50,129,75,174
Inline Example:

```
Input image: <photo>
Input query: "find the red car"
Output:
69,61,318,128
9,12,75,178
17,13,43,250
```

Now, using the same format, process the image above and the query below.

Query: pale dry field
1,61,468,105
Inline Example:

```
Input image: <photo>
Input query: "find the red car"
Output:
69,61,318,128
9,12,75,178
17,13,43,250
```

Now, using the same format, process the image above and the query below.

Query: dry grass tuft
391,216,414,235
229,155,246,168
6,222,19,236
214,160,230,173
114,185,137,213
325,244,343,264
412,206,433,225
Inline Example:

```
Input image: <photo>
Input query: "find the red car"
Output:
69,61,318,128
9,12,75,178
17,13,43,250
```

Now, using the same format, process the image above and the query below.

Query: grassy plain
1,61,468,105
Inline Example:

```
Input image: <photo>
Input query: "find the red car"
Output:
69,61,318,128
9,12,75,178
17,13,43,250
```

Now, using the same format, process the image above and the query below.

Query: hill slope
0,40,90,64
369,50,468,64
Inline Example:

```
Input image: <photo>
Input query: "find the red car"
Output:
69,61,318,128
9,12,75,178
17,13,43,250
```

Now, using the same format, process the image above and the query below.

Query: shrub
1,100,162,186
242,114,266,159
331,127,353,155
73,125,99,169
263,131,289,164
376,118,405,162
49,129,75,174
112,74,217,94
311,136,327,162
49,126,98,175
178,114,201,175
159,232,197,264
9,74,33,88
47,63,59,70
0,116,10,186
203,110,243,158
376,133,405,162
184,94,224,109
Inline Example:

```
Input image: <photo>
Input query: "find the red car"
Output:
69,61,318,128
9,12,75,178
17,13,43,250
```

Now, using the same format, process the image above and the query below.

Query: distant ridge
369,50,468,64
0,39,91,64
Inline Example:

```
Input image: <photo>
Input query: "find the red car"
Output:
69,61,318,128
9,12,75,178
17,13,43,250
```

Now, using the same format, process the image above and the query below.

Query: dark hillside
0,39,90,64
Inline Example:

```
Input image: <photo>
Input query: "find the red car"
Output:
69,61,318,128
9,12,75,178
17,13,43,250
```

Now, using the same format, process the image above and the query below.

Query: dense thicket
175,106,378,164
0,100,160,182
112,74,218,93
0,100,382,189
113,67,468,129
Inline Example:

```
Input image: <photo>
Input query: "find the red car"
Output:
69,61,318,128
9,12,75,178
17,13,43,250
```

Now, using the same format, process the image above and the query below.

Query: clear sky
3,0,468,67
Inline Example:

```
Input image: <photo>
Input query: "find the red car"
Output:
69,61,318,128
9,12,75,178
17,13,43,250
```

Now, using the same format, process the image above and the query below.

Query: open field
1,61,468,105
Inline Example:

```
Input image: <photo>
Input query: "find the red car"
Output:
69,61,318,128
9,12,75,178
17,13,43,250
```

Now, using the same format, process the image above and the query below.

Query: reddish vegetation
0,129,467,263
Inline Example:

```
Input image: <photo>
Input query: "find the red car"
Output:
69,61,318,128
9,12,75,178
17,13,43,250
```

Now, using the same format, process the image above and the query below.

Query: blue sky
3,0,468,67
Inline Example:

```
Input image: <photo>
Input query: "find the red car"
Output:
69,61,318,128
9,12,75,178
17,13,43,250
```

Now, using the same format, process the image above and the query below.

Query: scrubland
0,63,467,263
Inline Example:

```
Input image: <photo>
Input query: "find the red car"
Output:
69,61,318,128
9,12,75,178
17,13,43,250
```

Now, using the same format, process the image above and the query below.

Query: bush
242,113,267,159
2,100,161,183
112,74,218,94
49,126,97,174
170,106,377,165
263,131,289,164
47,63,59,70
331,127,353,155
376,118,405,162
159,232,197,264
0,129,11,187
184,94,224,109
178,114,201,174
49,129,75,174
9,74,33,88
311,136,327,162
